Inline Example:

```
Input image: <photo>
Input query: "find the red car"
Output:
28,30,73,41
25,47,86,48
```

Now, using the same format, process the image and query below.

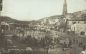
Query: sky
1,0,86,21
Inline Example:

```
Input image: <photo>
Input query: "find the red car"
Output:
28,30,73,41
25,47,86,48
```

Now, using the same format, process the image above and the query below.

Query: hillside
38,15,64,25
0,10,86,25
0,16,18,23
0,16,33,24
38,10,86,25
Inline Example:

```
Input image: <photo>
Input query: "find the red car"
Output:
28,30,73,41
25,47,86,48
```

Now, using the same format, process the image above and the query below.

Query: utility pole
0,0,2,32
0,0,8,53
0,0,2,15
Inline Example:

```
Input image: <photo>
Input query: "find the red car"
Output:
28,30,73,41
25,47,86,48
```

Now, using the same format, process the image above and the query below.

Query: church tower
62,0,68,32
63,0,67,17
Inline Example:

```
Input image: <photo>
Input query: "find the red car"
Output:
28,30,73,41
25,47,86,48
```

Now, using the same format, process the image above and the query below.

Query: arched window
72,21,76,24
80,31,85,35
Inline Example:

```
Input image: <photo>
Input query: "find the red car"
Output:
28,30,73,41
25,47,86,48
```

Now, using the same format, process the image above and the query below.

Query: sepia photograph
0,0,86,54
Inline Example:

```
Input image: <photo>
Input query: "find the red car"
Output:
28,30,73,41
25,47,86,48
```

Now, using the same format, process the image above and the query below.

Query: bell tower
62,0,68,32
63,0,67,17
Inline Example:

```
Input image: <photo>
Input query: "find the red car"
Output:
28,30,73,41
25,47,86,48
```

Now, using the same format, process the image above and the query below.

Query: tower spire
63,0,67,17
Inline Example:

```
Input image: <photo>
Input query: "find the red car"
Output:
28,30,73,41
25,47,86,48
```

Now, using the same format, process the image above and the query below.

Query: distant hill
0,10,86,25
0,16,18,23
37,10,86,25
38,15,64,25
0,16,33,24
71,10,86,20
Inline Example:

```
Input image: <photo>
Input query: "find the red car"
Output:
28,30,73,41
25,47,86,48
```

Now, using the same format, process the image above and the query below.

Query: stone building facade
67,20,86,35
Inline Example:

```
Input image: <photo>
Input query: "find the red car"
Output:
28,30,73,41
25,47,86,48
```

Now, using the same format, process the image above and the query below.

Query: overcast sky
1,0,86,21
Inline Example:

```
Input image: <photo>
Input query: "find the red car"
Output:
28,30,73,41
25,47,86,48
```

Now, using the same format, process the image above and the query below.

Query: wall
71,24,86,35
